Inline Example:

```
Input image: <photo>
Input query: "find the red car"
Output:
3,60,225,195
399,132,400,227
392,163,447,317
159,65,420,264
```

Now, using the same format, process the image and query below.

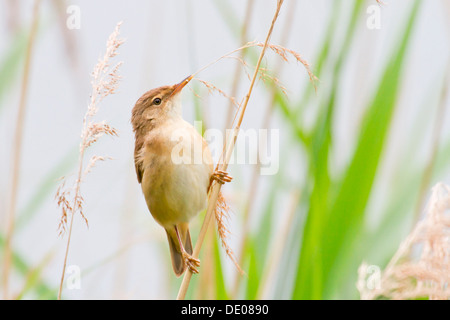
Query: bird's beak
170,75,193,97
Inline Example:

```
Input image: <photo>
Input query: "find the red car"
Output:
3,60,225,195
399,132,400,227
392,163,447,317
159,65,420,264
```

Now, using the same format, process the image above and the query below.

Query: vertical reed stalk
176,0,285,300
3,0,41,300
57,150,85,300
231,0,297,297
223,0,255,131
56,22,124,299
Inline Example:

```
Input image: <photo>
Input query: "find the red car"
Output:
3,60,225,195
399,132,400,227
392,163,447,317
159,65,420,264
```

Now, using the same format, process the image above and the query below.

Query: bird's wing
134,139,144,184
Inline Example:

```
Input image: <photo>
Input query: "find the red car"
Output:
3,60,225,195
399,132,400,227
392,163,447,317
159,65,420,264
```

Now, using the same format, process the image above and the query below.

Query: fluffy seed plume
194,78,240,109
258,67,289,97
358,183,450,300
56,22,125,300
252,42,318,89
56,22,124,235
190,41,317,98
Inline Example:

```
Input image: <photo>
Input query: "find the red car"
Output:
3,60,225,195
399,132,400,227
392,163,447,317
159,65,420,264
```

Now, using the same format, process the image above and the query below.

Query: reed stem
177,0,285,300
3,0,41,300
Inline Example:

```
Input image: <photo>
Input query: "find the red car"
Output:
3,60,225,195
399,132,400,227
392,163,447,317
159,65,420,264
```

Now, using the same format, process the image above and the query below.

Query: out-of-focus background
0,0,449,299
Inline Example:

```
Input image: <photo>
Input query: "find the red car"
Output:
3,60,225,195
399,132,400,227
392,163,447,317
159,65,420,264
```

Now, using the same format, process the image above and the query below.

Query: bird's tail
165,223,192,277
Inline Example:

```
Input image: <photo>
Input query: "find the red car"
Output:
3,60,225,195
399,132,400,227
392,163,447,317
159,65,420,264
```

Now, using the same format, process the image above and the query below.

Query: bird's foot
211,170,233,185
182,250,200,274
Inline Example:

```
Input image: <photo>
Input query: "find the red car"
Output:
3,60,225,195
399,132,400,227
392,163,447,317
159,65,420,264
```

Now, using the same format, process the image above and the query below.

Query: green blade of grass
244,240,259,299
365,70,450,272
320,0,421,299
292,0,365,299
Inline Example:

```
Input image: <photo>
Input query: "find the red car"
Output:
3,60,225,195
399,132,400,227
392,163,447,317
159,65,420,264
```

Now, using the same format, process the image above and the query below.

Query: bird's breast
140,120,213,227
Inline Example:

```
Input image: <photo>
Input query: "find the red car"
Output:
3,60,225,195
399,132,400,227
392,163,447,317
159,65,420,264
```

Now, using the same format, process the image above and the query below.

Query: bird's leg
174,225,200,274
210,169,233,189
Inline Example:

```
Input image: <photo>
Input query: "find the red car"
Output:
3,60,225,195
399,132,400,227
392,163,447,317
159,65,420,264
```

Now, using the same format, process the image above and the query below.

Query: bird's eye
153,98,162,105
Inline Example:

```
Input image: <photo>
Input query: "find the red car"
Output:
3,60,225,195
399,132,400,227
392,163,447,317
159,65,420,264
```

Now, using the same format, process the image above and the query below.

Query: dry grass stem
231,0,298,297
177,0,286,300
3,0,41,300
203,39,315,182
223,0,255,131
56,22,124,300
358,183,450,300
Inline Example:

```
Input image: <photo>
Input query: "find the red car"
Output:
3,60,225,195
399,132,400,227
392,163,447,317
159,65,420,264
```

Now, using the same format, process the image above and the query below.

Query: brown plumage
131,76,230,276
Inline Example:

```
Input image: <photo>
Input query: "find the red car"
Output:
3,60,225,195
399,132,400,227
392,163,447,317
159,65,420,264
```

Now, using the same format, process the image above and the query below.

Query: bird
131,75,232,276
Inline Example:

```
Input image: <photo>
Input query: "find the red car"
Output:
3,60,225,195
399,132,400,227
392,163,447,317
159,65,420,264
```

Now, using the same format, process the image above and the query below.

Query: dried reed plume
177,0,290,300
253,42,318,88
258,67,289,97
194,78,240,109
194,62,289,105
358,183,450,300
215,192,243,274
55,22,124,299
192,41,317,97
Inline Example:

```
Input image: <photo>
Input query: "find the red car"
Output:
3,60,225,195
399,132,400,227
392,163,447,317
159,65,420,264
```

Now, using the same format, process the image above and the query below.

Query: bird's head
131,75,193,132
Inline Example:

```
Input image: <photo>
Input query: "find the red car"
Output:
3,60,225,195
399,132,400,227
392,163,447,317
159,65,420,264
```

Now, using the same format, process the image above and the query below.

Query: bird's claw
182,252,200,274
211,170,233,185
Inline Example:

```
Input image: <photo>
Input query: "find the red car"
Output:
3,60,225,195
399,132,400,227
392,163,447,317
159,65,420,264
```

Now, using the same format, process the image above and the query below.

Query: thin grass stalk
56,22,124,299
3,0,41,300
412,63,450,223
176,0,285,300
57,149,85,300
223,0,254,132
230,0,297,298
